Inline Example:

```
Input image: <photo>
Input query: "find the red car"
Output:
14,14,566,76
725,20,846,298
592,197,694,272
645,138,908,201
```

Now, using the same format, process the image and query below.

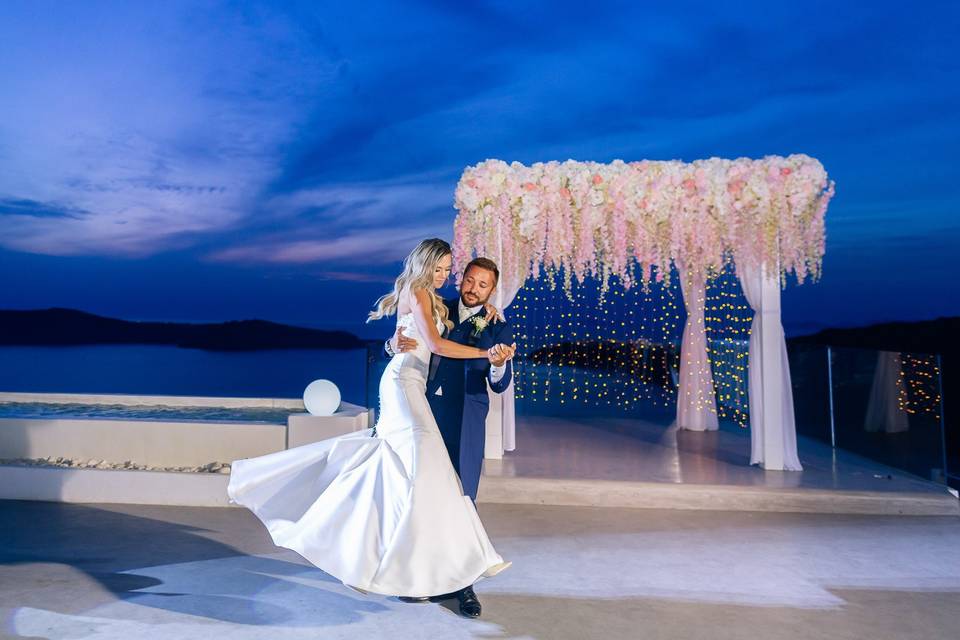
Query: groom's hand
391,327,418,354
488,343,517,367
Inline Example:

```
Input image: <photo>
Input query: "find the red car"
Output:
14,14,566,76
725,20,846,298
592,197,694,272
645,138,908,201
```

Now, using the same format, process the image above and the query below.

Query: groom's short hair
464,257,499,285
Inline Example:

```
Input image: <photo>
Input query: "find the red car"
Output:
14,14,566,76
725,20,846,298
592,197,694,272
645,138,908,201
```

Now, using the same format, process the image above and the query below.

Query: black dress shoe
456,586,481,618
397,596,429,603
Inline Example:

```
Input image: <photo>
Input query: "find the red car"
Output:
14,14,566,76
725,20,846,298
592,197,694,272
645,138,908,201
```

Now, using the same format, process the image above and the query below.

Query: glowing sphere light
303,379,341,416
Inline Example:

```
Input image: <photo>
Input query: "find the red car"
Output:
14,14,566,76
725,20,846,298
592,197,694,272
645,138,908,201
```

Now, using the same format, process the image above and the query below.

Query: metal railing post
827,346,836,449
937,353,948,483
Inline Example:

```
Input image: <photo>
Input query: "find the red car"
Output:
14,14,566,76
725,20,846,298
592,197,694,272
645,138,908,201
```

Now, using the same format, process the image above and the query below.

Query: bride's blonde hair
367,238,454,331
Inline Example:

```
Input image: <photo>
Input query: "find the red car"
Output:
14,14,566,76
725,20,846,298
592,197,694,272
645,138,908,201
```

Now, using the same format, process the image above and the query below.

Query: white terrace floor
2,500,960,640
478,414,957,514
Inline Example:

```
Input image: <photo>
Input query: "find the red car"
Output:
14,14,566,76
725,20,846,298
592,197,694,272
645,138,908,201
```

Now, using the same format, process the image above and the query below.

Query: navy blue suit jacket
426,298,513,501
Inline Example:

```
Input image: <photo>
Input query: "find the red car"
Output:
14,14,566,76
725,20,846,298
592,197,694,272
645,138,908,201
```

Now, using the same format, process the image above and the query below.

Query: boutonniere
468,316,488,338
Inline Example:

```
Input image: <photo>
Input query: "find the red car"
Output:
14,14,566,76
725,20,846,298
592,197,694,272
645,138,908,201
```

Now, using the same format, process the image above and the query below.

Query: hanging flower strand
452,155,835,296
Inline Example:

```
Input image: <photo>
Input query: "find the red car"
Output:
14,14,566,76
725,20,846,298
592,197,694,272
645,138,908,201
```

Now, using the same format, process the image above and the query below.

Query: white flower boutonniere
468,316,488,338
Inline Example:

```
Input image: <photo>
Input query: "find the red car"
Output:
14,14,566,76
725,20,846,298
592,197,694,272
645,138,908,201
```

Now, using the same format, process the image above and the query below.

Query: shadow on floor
0,500,388,626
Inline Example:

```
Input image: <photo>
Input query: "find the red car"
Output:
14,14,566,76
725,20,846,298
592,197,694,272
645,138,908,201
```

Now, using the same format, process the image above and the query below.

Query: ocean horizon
0,345,369,406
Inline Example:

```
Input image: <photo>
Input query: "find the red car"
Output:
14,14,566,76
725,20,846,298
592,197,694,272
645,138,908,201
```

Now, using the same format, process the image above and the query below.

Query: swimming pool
0,402,294,424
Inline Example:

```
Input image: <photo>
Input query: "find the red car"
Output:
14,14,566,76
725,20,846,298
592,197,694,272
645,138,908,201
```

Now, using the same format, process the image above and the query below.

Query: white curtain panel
676,261,719,431
486,262,524,454
739,263,803,471
864,351,909,433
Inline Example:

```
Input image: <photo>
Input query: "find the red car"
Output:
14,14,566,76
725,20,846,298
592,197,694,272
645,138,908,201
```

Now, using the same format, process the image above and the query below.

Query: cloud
0,197,88,219
0,2,336,257
205,171,459,266
309,270,398,284
207,225,446,266
263,173,456,225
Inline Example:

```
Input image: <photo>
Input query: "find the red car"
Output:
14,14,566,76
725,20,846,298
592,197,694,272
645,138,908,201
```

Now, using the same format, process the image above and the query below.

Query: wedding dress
227,312,509,597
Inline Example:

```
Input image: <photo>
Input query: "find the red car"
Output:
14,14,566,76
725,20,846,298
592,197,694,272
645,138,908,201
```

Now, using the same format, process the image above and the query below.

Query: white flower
459,188,481,211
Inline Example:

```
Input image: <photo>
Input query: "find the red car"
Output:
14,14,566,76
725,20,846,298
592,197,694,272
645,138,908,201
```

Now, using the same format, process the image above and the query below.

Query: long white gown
227,312,510,597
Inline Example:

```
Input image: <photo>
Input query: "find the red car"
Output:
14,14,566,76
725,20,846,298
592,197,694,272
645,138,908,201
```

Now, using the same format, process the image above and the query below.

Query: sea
0,345,371,406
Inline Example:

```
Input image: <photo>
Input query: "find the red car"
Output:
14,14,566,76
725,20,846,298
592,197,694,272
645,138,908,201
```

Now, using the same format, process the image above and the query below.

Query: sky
0,0,957,338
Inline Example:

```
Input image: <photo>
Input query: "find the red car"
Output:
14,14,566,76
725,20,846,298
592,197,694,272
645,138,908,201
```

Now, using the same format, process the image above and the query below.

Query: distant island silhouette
4,307,955,359
0,308,365,351
791,316,958,356
522,316,958,369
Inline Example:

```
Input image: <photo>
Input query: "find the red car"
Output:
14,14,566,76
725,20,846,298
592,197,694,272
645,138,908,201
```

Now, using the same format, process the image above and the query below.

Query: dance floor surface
2,499,960,640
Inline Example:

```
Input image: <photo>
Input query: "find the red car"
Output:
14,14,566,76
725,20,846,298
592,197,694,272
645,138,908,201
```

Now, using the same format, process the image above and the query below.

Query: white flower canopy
452,156,835,471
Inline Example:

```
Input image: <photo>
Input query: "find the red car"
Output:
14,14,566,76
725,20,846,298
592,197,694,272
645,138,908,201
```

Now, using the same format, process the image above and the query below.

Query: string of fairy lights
896,354,942,420
511,264,753,424
512,267,682,411
702,262,753,427
510,263,941,429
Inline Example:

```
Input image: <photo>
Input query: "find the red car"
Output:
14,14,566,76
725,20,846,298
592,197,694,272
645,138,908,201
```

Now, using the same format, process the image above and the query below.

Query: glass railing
786,343,834,446
787,342,950,484
366,338,953,488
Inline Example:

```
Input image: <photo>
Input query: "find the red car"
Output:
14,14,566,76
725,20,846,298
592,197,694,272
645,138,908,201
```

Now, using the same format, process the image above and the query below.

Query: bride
228,238,513,598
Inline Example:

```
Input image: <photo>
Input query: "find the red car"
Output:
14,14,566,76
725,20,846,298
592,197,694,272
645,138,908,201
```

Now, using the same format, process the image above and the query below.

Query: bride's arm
410,288,489,360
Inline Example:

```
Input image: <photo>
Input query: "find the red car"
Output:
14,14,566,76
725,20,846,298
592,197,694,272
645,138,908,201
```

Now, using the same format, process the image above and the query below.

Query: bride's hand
482,303,504,324
487,343,516,366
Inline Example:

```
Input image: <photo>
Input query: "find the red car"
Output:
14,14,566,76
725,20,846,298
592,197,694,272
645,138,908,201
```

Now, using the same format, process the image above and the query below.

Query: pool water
0,402,296,424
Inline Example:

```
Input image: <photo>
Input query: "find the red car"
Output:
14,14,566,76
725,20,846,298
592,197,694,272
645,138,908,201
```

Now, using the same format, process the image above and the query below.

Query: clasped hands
486,342,517,367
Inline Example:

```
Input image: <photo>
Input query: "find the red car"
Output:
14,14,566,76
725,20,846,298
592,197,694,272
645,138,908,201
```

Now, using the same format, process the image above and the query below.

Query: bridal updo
367,238,454,331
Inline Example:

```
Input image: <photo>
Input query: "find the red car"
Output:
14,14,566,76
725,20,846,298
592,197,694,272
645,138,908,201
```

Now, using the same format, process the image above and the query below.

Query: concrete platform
0,466,234,506
478,415,959,516
2,411,956,515
0,393,372,506
2,500,960,640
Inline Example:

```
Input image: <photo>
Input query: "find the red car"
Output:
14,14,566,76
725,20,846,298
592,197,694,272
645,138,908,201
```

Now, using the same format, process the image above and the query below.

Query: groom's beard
459,291,491,308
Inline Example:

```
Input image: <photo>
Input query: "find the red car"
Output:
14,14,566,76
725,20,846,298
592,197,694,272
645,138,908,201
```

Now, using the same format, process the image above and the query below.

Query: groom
385,256,514,618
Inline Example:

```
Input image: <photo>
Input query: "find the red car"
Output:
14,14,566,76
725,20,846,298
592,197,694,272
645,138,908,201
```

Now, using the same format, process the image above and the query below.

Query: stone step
477,475,960,516
3,464,957,516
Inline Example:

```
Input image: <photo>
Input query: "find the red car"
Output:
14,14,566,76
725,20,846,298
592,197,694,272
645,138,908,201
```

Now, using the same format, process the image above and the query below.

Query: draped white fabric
676,262,719,431
739,262,803,471
486,272,523,454
864,351,909,433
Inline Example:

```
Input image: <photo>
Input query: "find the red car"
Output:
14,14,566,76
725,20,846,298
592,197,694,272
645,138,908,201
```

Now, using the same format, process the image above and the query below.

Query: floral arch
452,155,835,471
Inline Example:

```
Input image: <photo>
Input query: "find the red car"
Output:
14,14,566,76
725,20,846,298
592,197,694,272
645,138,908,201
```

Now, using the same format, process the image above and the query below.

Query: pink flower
452,155,832,297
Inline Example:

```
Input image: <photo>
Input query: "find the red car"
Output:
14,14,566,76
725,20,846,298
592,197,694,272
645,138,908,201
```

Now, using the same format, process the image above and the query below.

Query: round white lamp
303,379,341,416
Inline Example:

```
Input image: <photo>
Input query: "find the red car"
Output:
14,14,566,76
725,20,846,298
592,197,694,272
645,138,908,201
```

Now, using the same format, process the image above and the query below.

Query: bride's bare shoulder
401,287,434,315
396,286,420,315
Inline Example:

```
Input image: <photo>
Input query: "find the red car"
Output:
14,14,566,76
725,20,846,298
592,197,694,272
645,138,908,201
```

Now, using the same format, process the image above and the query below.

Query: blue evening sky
1,0,957,338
